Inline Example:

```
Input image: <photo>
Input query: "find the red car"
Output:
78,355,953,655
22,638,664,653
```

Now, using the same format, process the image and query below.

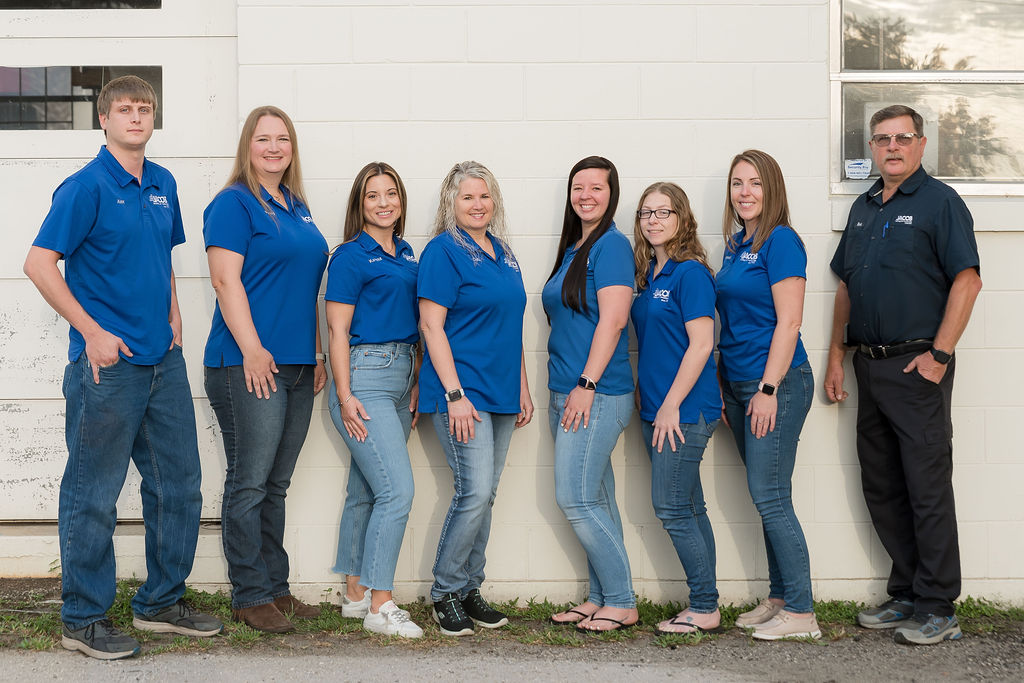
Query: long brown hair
342,162,408,243
721,149,799,254
223,106,308,219
546,156,620,314
633,182,711,292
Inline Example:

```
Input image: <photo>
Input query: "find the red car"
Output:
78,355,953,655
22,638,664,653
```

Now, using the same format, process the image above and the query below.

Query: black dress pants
852,351,960,617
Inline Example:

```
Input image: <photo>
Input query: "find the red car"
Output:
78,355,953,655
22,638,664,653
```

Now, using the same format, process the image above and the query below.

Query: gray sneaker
133,600,223,637
62,619,140,660
893,614,962,645
857,598,914,629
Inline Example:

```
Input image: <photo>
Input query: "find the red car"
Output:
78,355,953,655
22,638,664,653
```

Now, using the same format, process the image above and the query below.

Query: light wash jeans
429,411,517,601
550,391,635,609
60,346,202,629
205,363,315,609
642,414,720,613
328,342,416,591
722,361,814,614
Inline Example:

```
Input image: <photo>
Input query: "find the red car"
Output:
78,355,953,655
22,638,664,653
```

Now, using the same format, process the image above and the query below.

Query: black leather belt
855,339,933,360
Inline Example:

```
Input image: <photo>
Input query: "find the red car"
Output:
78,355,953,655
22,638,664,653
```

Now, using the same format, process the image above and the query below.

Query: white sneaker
363,600,424,639
341,592,371,618
750,611,821,640
735,599,783,627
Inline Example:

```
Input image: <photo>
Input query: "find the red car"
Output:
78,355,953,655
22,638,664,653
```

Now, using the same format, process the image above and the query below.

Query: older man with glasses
824,104,982,645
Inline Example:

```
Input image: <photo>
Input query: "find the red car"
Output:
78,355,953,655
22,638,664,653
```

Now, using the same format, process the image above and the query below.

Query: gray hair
432,161,513,262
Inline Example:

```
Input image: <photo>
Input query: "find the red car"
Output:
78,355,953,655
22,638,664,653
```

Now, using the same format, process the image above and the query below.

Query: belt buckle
868,345,887,359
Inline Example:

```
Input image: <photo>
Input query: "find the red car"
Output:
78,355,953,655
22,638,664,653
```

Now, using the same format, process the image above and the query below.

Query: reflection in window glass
842,83,1024,182
0,65,161,130
843,0,1024,71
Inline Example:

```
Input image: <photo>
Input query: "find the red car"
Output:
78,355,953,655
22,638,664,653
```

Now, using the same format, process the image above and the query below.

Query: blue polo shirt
417,229,526,414
325,231,419,346
830,166,980,345
32,146,184,365
203,183,328,367
541,226,634,395
716,226,808,382
631,259,721,425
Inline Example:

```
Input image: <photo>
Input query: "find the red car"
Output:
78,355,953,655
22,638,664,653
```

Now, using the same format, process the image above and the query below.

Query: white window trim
828,0,1024,198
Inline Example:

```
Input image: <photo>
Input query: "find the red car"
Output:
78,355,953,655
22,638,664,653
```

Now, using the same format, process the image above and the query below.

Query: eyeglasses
870,132,920,147
637,209,675,220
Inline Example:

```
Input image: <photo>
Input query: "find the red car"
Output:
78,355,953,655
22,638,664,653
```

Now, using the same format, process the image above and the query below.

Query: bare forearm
212,279,263,356
582,318,625,383
933,268,982,353
828,281,851,367
663,338,713,409
420,324,461,391
24,249,104,340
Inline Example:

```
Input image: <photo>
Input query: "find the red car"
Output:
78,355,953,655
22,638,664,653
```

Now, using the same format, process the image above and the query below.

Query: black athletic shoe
432,592,475,636
461,588,509,629
61,619,140,660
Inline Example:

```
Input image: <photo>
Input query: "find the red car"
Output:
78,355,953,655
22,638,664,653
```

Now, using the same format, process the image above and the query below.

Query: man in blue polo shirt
23,75,221,660
825,105,982,645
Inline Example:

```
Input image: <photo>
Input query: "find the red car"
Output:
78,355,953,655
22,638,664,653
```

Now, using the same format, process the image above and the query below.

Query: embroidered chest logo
652,288,670,302
148,194,169,207
504,255,520,272
739,251,758,264
301,215,313,223
403,253,417,263
894,215,913,225
368,257,383,264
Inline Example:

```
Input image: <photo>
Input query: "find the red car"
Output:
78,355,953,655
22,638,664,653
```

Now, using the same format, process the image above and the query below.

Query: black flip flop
575,616,641,633
549,607,594,626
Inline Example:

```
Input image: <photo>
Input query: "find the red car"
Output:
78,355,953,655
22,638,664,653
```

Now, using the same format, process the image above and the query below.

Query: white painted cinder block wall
2,1,1022,607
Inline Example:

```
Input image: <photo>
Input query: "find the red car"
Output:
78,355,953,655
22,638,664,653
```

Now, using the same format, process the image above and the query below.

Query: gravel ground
2,578,1021,682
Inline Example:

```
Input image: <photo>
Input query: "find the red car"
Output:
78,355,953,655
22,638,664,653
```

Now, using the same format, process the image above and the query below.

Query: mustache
885,154,903,161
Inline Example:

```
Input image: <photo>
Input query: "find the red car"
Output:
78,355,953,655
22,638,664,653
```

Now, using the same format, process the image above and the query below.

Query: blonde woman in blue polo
325,162,423,639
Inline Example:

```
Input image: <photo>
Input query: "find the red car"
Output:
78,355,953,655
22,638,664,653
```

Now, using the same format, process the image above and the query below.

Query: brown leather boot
273,595,321,619
232,603,295,633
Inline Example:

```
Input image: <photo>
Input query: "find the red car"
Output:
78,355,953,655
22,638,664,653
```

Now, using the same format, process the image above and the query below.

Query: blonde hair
633,182,711,292
223,106,309,219
432,161,513,260
721,149,799,254
342,162,408,243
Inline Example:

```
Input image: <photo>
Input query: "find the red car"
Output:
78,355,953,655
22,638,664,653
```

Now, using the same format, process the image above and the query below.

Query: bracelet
342,393,354,405
315,352,326,362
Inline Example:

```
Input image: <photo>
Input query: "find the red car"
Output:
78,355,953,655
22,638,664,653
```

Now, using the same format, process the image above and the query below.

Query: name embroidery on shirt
739,251,758,264
368,257,383,263
116,199,125,205
894,215,913,225
148,194,169,207
652,288,670,302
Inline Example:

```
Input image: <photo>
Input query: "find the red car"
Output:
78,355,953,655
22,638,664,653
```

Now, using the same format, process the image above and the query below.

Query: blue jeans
429,411,517,602
550,391,635,609
722,361,814,613
59,346,202,629
328,343,416,591
205,364,315,609
642,414,720,613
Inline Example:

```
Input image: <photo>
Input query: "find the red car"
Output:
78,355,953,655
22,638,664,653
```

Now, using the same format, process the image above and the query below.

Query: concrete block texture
3,0,1022,606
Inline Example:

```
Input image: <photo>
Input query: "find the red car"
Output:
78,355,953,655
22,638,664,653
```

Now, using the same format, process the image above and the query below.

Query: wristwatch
757,382,776,396
445,387,465,402
577,374,597,391
930,347,952,365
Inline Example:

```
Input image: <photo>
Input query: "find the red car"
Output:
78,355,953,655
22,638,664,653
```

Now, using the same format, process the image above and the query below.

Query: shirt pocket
879,225,915,269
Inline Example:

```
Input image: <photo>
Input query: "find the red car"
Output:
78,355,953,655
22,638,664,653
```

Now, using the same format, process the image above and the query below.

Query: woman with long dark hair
544,156,637,632
716,149,818,640
326,162,423,638
631,182,723,635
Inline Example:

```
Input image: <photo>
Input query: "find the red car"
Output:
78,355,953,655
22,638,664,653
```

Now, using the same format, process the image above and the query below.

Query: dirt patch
2,578,1022,681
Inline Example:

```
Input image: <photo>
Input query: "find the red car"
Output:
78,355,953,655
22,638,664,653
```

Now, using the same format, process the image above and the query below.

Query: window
834,0,1024,189
0,1,160,8
0,66,162,130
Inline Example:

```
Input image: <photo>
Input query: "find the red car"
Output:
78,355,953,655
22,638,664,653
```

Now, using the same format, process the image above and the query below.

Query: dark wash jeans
205,364,314,609
60,346,202,629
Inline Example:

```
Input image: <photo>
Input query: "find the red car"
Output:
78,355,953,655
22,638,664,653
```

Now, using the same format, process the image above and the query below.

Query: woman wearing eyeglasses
630,182,722,635
545,156,637,633
715,149,818,640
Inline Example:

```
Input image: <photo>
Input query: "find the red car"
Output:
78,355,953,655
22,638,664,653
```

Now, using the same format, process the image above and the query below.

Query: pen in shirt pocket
882,221,890,238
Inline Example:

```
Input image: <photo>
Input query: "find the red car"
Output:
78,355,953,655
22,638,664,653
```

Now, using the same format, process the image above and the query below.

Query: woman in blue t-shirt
715,149,818,640
417,161,534,637
203,106,328,633
544,157,637,632
630,182,722,635
324,162,423,639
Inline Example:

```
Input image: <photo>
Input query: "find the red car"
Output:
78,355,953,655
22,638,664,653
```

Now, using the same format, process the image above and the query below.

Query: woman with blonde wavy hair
203,105,328,633
630,182,723,635
417,161,534,637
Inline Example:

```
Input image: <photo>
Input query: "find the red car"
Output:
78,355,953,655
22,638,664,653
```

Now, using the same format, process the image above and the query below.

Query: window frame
829,0,1024,197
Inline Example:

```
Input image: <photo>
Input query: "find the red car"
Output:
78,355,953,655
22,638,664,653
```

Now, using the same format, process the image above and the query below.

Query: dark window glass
0,2,161,9
0,65,161,130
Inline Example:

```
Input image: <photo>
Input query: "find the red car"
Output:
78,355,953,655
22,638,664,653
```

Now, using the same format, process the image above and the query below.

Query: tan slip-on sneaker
750,610,821,640
735,599,783,627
